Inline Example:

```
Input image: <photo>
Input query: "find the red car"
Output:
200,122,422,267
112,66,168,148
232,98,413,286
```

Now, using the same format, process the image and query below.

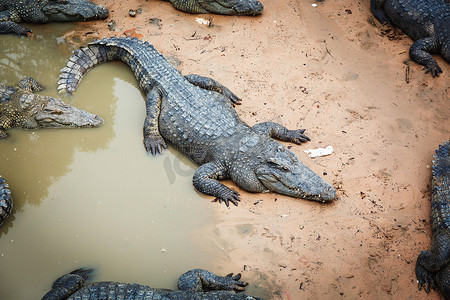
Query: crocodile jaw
42,0,109,22
254,148,336,202
34,97,103,128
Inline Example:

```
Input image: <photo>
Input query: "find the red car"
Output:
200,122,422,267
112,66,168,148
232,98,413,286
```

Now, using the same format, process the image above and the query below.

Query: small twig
405,65,410,84
323,40,336,60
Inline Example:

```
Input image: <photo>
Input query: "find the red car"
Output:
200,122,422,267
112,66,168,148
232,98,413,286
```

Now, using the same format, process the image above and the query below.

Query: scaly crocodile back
431,139,450,236
383,0,450,41
59,37,244,164
0,175,13,226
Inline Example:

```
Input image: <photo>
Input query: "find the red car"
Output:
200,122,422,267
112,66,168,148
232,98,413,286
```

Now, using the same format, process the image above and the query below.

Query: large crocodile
0,0,109,36
370,0,450,77
58,37,336,206
0,175,12,227
42,268,263,299
416,139,450,299
163,0,263,15
0,77,103,138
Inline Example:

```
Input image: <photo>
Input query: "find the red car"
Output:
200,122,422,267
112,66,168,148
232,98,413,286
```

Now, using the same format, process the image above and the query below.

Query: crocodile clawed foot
290,129,311,144
16,27,32,37
144,135,167,155
222,87,242,107
221,272,248,291
417,267,436,293
226,272,242,281
423,63,442,77
213,191,240,207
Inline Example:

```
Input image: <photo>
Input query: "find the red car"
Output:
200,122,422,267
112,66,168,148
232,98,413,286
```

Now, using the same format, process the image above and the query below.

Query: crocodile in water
42,268,263,299
58,37,336,206
163,0,263,15
370,0,450,77
0,0,109,36
0,77,103,138
0,175,12,227
416,139,450,298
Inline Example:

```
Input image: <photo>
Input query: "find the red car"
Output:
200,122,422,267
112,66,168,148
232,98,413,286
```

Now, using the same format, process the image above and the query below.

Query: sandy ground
67,0,449,298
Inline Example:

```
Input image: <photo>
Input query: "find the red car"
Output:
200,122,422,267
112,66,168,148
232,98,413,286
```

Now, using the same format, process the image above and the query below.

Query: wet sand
2,0,449,299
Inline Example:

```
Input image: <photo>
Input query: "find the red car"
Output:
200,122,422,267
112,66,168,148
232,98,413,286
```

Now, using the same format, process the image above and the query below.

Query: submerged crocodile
370,0,450,77
416,139,450,299
163,0,263,15
42,268,263,299
0,0,109,36
0,77,103,138
58,37,336,206
0,175,12,227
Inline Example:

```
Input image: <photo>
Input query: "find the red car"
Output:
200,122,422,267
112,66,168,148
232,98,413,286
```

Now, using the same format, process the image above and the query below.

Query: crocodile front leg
42,269,92,300
184,74,241,106
253,122,310,144
0,21,31,36
416,232,450,293
193,161,240,207
178,269,247,292
143,88,167,155
0,10,31,36
410,37,443,77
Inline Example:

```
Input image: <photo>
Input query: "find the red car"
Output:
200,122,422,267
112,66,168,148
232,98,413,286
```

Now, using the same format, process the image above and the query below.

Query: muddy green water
0,25,218,299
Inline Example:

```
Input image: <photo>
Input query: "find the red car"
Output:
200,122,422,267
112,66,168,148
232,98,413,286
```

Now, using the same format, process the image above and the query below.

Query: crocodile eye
267,160,279,167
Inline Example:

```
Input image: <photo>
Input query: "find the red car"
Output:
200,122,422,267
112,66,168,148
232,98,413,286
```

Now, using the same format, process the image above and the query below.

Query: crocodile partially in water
416,140,450,299
370,0,450,77
58,37,336,206
0,0,109,36
0,77,103,138
42,268,263,299
0,175,12,227
163,0,263,15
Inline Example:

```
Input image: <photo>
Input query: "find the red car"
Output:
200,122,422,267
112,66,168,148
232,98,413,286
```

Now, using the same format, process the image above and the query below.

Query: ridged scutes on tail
58,37,159,94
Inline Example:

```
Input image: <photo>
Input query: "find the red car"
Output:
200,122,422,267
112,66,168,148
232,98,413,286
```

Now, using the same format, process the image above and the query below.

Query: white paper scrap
304,146,334,158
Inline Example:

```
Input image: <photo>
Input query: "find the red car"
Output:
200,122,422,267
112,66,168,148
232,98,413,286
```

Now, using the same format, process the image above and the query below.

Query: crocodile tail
58,37,160,94
58,41,120,94
0,175,13,227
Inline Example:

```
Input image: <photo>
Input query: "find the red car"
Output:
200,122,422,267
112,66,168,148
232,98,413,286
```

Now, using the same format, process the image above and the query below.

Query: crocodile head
247,142,336,202
40,0,109,22
33,97,103,129
193,0,263,15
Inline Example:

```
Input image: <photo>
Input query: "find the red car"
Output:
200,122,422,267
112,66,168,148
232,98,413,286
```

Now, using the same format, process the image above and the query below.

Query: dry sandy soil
68,0,449,298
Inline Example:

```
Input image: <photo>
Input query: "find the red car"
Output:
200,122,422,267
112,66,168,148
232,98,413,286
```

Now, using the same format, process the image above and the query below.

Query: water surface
0,24,218,299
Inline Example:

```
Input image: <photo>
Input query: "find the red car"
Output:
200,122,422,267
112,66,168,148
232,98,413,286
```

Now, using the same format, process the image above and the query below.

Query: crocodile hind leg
253,122,311,144
193,162,240,207
184,74,241,106
143,88,167,155
178,269,247,292
416,232,450,293
42,269,92,300
410,37,443,77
